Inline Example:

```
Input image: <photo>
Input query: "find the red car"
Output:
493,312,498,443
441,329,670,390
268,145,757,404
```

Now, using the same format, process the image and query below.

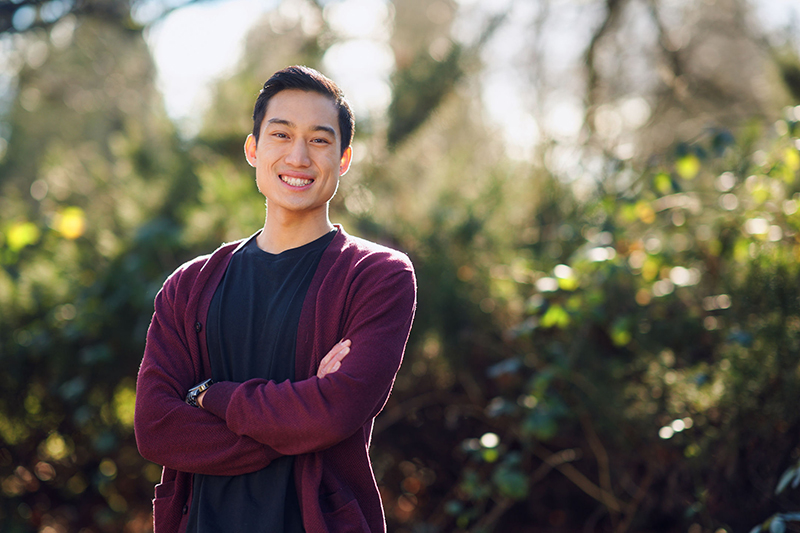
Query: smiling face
245,89,352,226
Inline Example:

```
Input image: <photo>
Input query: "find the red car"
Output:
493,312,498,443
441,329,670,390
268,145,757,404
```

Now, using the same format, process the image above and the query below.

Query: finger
322,347,348,373
319,348,349,378
321,361,341,379
318,354,338,378
333,346,350,361
318,340,352,378
321,340,350,365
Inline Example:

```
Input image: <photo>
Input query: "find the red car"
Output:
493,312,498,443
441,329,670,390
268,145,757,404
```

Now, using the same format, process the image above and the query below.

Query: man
134,65,417,533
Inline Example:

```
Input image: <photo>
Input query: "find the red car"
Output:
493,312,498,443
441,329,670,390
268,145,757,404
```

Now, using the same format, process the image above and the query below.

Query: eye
272,132,288,139
311,137,331,144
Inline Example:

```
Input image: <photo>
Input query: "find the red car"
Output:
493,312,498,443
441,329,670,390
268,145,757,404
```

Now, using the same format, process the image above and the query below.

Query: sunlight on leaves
113,380,136,429
6,221,40,251
540,304,570,328
635,201,656,223
676,154,701,180
784,147,800,172
54,206,86,240
39,432,71,461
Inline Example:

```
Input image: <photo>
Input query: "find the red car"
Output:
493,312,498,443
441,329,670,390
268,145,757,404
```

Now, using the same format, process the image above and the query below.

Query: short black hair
252,65,355,156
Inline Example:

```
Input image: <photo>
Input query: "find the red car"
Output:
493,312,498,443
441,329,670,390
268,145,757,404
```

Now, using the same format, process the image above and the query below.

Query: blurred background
2,0,800,531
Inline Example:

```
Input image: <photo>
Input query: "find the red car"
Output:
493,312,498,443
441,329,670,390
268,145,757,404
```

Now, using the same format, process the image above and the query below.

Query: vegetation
1,0,799,532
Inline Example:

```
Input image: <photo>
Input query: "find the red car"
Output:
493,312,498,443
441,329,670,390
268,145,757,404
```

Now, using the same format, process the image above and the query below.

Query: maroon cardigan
134,226,417,533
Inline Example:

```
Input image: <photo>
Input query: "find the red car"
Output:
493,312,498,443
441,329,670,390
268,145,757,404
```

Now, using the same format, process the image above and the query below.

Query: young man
134,66,417,533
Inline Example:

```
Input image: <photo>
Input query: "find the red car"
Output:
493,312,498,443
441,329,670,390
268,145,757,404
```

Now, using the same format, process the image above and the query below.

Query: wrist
199,380,238,420
197,389,208,408
186,379,213,408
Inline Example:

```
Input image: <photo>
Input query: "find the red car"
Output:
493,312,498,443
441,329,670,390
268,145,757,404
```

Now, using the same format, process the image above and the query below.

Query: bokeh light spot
55,207,86,240
480,432,499,448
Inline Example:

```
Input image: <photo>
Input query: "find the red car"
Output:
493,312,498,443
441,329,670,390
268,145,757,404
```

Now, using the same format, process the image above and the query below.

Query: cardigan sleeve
200,255,417,455
134,271,283,476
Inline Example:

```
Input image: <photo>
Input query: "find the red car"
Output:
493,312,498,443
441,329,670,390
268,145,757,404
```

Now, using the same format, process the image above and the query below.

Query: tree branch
533,444,623,512
580,412,619,529
0,0,219,36
584,0,627,131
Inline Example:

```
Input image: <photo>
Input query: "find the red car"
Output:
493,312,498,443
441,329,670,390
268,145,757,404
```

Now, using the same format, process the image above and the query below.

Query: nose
285,139,311,167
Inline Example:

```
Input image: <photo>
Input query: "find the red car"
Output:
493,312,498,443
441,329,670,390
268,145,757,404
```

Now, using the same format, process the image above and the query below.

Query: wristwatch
185,379,213,407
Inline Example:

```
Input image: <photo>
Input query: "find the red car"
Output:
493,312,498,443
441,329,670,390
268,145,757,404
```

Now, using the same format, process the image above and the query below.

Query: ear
339,146,353,176
244,134,257,167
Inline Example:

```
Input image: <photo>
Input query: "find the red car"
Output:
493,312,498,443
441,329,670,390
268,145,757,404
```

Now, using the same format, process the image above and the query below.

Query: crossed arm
136,259,415,473
195,266,415,456
134,292,282,476
135,297,353,476
195,339,351,407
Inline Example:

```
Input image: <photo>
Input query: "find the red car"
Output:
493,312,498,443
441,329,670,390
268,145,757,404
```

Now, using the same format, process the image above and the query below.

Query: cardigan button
182,504,189,514
194,322,202,333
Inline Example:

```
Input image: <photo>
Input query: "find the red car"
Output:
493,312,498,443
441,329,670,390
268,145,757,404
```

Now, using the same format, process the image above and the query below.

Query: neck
256,210,334,254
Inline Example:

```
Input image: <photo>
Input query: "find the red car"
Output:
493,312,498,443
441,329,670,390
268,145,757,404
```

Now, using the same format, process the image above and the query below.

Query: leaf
6,221,41,251
784,147,800,171
558,277,579,291
635,201,656,224
492,465,530,500
482,448,499,463
676,154,701,180
522,408,559,441
769,516,786,533
611,318,632,347
444,500,463,516
487,357,523,379
540,304,570,329
776,468,795,494
530,368,557,396
654,172,673,195
54,206,87,240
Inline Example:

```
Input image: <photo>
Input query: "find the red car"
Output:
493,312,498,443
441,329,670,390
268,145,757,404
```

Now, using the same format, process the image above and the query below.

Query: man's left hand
317,339,351,378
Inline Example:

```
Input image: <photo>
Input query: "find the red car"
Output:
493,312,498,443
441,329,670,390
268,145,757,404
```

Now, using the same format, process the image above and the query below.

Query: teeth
281,175,312,187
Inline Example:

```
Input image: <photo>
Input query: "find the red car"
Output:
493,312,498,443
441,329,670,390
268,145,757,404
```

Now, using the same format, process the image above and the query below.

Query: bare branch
580,413,619,529
584,0,627,125
645,0,690,107
533,444,623,513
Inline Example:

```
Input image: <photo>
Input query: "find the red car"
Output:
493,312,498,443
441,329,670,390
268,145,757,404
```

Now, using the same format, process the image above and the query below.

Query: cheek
255,169,270,194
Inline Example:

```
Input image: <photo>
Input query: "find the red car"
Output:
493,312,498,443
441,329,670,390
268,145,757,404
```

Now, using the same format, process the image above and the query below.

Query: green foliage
0,16,198,531
2,2,800,533
386,44,462,148
750,460,800,533
776,460,800,495
394,121,800,531
775,46,800,103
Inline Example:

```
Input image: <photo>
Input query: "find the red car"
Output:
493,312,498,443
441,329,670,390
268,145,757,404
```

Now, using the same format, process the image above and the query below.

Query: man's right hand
317,339,351,378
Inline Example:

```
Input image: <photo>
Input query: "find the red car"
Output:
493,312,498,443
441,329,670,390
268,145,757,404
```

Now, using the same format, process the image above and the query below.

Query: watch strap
186,379,213,407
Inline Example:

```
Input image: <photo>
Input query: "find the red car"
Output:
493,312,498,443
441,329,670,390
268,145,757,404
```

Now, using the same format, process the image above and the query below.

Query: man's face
245,89,352,222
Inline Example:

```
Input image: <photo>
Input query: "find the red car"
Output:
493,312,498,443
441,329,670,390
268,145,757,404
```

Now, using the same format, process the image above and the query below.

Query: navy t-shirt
186,229,337,533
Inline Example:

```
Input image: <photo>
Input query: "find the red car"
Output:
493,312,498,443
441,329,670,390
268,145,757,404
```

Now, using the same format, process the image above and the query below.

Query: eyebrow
266,118,336,137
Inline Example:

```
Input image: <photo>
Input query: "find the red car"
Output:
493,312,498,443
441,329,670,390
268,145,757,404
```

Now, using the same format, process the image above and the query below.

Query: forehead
263,89,340,137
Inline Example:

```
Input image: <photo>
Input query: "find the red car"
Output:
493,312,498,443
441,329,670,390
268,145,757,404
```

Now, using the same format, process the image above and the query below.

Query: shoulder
324,229,417,304
334,229,414,274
